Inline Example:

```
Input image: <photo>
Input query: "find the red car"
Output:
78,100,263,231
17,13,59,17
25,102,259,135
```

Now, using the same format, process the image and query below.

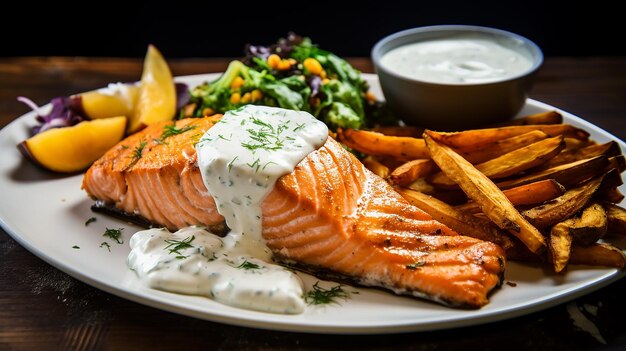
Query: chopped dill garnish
103,227,124,244
218,134,232,141
241,118,291,152
164,235,195,259
236,260,261,270
195,136,213,147
84,217,97,226
157,124,196,143
247,158,261,173
228,156,239,172
293,123,306,132
72,245,80,249
262,161,278,171
127,140,147,167
304,282,351,305
100,242,111,252
405,261,426,270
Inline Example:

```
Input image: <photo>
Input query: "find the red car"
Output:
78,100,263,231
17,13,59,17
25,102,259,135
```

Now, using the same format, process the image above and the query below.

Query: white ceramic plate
1,73,625,334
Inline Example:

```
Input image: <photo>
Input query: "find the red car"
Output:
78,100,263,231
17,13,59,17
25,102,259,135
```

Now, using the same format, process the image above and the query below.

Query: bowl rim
371,24,544,87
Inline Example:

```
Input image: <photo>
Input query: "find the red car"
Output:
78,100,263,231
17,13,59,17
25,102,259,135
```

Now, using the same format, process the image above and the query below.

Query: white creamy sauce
127,105,328,314
380,34,533,84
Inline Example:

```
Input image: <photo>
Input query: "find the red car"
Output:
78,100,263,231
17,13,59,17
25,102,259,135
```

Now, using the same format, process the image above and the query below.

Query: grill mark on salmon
82,117,505,308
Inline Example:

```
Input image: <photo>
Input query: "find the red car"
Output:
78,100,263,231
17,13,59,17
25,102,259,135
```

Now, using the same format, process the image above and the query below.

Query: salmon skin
83,117,505,308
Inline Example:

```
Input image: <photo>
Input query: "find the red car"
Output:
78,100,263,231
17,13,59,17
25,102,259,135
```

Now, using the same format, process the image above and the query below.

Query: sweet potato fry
396,187,513,250
388,159,437,186
495,155,610,190
568,203,608,246
538,141,620,170
488,110,563,127
429,136,565,188
427,124,589,152
570,243,626,268
563,137,593,151
548,221,574,273
456,179,565,214
597,187,625,203
608,155,626,173
405,177,437,194
603,202,626,236
371,125,423,138
362,155,390,179
337,128,429,160
424,131,546,253
522,171,609,229
458,130,549,164
592,166,624,206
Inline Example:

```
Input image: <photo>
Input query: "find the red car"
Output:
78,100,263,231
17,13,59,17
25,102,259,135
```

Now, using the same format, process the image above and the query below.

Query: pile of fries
338,111,626,272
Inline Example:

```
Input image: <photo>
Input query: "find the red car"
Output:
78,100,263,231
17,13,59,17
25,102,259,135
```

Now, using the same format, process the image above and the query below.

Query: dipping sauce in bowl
379,33,534,84
372,25,543,130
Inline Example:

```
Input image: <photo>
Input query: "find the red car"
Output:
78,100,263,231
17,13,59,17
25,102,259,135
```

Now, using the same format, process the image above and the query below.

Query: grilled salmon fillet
82,117,505,308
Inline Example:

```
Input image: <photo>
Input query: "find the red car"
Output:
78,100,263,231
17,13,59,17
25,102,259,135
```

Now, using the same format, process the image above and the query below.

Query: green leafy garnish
72,245,80,249
100,242,111,252
236,260,261,270
185,34,384,131
84,217,96,226
303,282,351,305
103,228,124,244
164,235,195,259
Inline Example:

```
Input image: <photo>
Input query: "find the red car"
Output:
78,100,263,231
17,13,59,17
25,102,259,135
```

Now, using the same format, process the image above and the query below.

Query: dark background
1,1,623,59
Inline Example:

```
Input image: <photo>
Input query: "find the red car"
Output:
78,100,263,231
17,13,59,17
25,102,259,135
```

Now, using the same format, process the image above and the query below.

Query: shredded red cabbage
307,75,323,101
243,32,304,63
18,96,87,135
175,82,190,111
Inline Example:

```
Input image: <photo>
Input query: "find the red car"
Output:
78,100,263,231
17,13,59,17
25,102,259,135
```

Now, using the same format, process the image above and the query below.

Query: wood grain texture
1,57,626,350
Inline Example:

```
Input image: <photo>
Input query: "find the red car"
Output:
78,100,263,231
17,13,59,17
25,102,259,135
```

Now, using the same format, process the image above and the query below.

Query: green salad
183,33,395,131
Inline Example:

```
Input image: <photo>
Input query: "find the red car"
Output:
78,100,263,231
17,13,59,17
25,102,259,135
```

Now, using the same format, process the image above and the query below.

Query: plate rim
1,72,625,334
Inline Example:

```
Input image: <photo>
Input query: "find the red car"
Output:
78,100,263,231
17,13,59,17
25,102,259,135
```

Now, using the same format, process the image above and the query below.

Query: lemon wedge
18,116,127,173
128,45,176,134
79,83,139,120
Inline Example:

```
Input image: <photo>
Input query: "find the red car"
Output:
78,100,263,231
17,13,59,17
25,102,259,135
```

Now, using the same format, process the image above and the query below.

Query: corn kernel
230,76,244,89
277,59,292,71
202,107,215,116
320,70,327,79
251,89,263,102
230,92,241,104
267,54,281,69
183,103,196,117
322,78,330,85
303,58,323,75
241,92,251,104
287,58,297,65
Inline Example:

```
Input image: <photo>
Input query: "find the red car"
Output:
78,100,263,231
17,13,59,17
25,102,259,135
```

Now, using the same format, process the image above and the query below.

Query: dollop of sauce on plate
128,105,329,314
380,33,533,84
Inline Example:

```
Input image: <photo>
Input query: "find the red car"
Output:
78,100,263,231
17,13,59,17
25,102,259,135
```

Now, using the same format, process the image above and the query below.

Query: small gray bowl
372,25,543,131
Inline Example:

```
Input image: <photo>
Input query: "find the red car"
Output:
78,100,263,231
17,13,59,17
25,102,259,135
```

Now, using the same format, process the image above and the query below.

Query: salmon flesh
82,117,505,308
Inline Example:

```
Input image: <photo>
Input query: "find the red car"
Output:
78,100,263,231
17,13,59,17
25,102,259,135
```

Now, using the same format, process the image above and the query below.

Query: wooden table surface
1,57,626,350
